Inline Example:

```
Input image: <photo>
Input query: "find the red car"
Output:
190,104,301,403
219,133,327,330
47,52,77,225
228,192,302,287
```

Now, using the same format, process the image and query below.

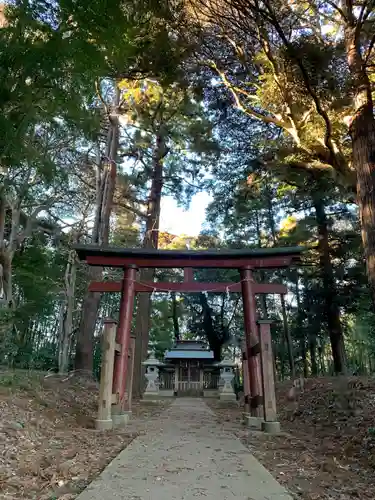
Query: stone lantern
217,356,236,401
142,351,163,400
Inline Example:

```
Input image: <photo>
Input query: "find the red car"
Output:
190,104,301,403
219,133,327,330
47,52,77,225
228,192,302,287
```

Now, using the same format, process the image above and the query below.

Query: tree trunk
132,132,166,398
0,199,19,351
199,292,222,361
318,342,326,375
0,198,18,310
255,211,268,317
312,194,347,373
309,333,318,376
58,248,77,374
265,176,277,244
0,194,7,308
301,338,308,378
171,291,180,340
75,85,120,373
280,294,295,378
0,251,13,308
345,25,375,308
279,343,286,381
294,270,308,377
75,268,102,373
273,351,278,382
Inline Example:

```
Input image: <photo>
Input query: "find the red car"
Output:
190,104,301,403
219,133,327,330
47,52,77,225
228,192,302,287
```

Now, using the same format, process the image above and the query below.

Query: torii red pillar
112,265,137,413
240,266,263,420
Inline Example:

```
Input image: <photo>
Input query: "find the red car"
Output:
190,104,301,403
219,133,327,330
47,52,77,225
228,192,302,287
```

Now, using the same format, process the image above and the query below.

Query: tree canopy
1,0,375,383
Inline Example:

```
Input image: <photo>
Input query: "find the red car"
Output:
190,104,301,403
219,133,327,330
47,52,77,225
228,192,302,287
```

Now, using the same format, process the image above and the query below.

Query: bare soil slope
209,376,375,499
0,370,168,499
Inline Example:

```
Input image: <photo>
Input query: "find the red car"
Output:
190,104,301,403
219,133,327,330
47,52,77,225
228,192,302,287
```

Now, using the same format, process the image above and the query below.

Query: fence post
95,319,117,430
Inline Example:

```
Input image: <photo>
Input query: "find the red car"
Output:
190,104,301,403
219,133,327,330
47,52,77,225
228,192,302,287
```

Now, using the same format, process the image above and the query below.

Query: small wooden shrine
143,342,238,400
162,340,218,396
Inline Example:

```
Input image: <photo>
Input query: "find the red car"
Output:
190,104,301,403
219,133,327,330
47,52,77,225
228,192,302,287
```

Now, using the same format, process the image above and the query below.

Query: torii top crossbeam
74,245,303,269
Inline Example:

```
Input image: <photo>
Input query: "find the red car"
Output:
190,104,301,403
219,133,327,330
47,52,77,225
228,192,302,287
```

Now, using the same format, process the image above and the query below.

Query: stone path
77,399,292,500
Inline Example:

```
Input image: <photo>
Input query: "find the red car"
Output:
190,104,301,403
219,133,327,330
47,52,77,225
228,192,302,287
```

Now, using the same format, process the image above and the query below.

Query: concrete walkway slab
77,399,292,500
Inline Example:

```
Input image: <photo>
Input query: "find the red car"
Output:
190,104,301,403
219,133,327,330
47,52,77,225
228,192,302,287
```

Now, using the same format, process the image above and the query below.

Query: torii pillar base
242,413,263,430
95,419,113,431
112,411,132,427
262,420,281,434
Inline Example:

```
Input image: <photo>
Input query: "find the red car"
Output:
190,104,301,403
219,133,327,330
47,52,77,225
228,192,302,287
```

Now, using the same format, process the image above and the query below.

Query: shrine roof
164,350,214,360
74,245,304,269
172,340,209,350
164,340,214,359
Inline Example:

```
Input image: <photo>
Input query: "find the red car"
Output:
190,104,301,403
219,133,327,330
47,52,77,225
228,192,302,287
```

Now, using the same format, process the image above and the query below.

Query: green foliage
149,295,175,358
0,0,186,169
0,0,190,372
202,102,369,375
1,0,374,382
118,76,219,208
190,0,362,188
185,290,240,360
0,237,64,368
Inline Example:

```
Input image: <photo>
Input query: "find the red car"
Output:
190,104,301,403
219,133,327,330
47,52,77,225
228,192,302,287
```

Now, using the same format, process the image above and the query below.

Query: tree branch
17,201,60,247
325,0,348,21
227,296,240,329
257,24,301,143
163,175,204,190
114,201,147,219
208,61,287,128
262,1,342,175
364,33,375,66
95,80,110,116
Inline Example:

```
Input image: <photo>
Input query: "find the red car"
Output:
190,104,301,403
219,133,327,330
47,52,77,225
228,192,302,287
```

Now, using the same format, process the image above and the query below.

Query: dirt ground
208,376,375,500
2,372,375,500
0,370,169,500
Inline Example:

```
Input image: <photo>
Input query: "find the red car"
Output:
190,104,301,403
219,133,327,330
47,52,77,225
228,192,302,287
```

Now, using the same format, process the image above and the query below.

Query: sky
159,191,212,236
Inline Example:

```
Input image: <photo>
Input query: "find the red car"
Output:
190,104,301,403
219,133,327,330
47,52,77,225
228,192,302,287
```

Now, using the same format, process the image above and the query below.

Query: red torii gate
75,245,303,432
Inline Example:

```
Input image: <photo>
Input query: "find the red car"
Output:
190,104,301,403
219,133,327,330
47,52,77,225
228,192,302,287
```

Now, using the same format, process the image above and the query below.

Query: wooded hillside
0,0,375,395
